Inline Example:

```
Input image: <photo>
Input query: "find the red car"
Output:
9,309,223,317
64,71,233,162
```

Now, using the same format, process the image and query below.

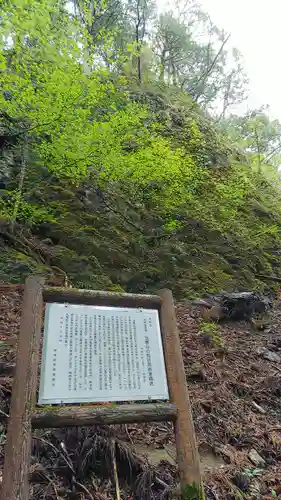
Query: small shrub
199,320,224,347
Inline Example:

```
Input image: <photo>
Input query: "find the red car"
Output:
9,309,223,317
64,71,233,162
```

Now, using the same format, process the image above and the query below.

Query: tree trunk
172,63,177,86
159,50,166,81
136,0,142,83
11,143,28,234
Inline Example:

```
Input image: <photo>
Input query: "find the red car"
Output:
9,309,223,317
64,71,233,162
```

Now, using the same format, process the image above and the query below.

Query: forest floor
0,286,281,499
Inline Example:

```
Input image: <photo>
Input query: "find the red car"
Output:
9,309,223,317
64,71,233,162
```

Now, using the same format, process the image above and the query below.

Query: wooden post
158,289,203,499
2,276,44,500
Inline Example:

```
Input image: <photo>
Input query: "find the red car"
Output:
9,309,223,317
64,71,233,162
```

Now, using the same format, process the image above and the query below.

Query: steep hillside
1,85,281,296
1,0,281,297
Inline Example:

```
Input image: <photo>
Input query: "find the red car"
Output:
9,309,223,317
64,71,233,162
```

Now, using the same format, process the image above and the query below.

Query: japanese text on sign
38,303,169,404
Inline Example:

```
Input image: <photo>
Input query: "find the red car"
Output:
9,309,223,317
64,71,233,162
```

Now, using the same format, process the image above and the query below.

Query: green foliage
5,193,56,225
0,0,203,210
199,321,224,347
221,110,281,170
181,483,205,500
0,246,48,283
1,0,281,299
243,468,263,478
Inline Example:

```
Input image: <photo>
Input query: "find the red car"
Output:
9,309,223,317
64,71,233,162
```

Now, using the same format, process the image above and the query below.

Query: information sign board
38,303,169,404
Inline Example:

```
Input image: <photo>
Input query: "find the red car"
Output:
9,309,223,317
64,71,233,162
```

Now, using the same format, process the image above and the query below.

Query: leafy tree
71,0,124,46
222,110,281,172
151,5,248,114
0,0,202,227
71,0,130,71
153,12,199,86
125,0,156,82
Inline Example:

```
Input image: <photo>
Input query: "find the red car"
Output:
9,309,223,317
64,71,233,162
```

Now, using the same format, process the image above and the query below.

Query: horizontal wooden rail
0,284,25,290
0,404,177,427
31,403,177,428
43,287,162,308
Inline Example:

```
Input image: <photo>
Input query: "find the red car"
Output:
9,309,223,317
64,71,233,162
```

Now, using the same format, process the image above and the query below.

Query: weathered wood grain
158,289,202,493
43,287,162,309
2,276,44,500
32,403,177,428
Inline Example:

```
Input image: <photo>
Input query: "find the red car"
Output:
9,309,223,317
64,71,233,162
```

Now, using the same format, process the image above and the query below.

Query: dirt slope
1,286,281,499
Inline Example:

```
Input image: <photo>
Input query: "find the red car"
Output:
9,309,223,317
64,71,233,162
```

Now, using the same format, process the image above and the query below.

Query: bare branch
188,33,231,100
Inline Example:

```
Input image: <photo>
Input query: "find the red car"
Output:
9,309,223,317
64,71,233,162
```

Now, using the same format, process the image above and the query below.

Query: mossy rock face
2,88,281,297
51,249,111,289
0,246,48,283
71,273,113,290
0,244,122,291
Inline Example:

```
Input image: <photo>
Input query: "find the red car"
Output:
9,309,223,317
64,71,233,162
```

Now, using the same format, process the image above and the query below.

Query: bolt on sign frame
1,276,203,500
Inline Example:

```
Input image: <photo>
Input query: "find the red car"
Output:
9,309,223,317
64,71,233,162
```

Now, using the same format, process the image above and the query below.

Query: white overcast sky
199,0,281,120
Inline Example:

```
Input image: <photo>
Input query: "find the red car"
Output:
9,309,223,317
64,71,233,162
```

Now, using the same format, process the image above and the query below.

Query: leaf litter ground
0,286,281,499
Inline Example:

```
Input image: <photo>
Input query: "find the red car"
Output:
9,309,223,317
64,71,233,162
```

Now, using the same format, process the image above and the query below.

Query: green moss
34,405,61,413
0,246,49,283
108,283,125,292
181,483,205,500
1,88,281,298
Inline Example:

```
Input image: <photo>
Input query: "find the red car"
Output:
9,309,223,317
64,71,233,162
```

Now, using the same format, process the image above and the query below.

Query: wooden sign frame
1,276,203,500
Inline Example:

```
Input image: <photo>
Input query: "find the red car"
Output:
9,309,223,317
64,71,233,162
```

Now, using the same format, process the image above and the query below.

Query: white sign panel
38,303,169,404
